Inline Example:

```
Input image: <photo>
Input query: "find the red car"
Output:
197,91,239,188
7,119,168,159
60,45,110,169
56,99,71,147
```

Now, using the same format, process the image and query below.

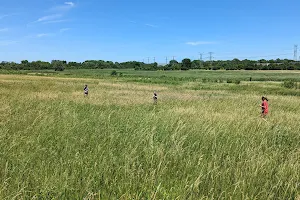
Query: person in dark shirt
84,85,89,96
153,91,158,104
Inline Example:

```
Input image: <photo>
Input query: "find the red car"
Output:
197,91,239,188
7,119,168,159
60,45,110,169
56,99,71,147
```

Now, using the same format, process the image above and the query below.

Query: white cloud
186,41,216,46
42,19,69,24
0,28,9,32
0,40,18,46
60,28,70,32
65,2,75,7
50,1,75,12
36,33,53,38
37,14,62,22
0,14,16,20
29,2,75,25
0,15,9,20
0,13,20,20
145,24,158,28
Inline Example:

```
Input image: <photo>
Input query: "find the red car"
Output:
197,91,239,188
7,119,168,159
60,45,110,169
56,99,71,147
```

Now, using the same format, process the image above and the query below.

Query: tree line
1,58,300,71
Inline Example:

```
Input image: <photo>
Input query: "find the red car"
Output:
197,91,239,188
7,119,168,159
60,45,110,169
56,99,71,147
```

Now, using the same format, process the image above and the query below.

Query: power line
216,53,292,60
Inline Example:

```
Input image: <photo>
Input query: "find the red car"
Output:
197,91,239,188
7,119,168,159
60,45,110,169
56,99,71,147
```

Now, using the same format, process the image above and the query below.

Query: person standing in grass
260,96,269,118
84,84,89,97
153,91,158,104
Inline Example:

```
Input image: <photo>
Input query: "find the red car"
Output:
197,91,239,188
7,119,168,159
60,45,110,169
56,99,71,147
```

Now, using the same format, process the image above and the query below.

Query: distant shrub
119,72,123,77
202,78,207,83
111,70,118,76
283,80,296,89
227,79,233,83
234,80,241,84
54,66,64,71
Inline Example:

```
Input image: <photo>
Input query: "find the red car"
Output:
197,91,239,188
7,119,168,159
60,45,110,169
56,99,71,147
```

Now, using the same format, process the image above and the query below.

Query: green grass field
1,70,300,199
2,69,300,82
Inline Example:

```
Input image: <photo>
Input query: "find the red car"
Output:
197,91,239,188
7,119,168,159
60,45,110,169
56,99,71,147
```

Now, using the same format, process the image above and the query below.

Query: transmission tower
199,53,203,68
294,45,298,61
208,52,214,68
199,53,203,61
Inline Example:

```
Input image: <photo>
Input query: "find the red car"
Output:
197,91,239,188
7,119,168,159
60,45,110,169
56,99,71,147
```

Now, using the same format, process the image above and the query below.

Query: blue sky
0,0,299,63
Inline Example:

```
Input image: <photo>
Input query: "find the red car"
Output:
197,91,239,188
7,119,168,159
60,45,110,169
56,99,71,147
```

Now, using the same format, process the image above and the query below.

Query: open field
2,69,300,82
0,72,300,199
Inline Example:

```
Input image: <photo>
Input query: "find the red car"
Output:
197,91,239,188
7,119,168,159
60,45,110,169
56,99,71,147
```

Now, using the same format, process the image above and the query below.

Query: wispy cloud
0,15,9,20
37,14,62,22
42,19,69,24
31,2,75,24
145,23,158,28
36,33,54,38
0,40,18,46
65,2,75,7
60,28,70,32
0,13,18,20
186,41,217,46
0,28,9,32
129,20,137,24
50,1,75,12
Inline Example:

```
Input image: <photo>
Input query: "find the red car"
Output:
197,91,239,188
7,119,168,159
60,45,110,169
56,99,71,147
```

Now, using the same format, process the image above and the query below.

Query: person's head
85,84,87,87
262,96,268,101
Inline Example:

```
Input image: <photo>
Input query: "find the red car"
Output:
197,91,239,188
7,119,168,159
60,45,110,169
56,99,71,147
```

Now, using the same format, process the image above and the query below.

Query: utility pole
172,56,176,61
208,52,214,69
153,57,156,63
166,56,168,65
294,45,298,61
147,57,150,64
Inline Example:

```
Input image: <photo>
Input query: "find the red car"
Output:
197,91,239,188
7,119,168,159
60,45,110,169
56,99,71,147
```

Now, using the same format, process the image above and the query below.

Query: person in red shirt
260,96,269,118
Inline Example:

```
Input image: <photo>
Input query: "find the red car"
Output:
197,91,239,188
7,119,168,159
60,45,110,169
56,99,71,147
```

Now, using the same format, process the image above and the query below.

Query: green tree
181,58,191,70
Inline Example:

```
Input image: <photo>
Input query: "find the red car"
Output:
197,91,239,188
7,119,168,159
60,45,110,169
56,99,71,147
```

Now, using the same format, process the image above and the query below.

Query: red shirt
262,100,269,113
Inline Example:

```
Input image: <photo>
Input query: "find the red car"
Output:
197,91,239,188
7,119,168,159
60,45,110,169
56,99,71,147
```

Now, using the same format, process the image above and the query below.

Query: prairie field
0,71,300,199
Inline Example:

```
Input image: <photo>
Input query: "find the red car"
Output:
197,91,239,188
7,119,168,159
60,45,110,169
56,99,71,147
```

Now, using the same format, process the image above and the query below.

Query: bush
234,80,241,84
227,79,233,83
111,70,118,76
283,80,296,89
54,66,64,71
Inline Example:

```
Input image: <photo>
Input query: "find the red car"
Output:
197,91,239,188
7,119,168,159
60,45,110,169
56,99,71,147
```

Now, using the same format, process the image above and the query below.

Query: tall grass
0,74,300,199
